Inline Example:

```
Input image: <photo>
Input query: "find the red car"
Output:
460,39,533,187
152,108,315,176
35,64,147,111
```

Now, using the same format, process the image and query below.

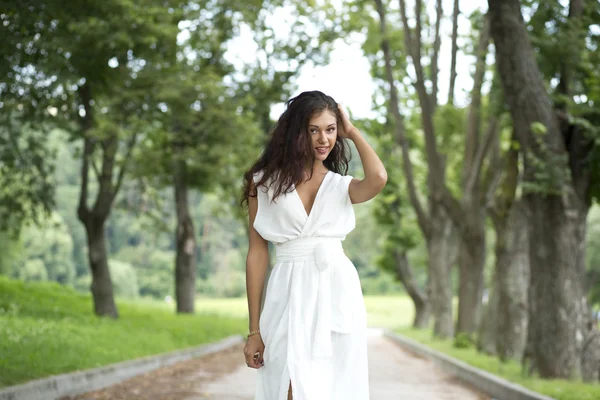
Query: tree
368,0,456,337
369,0,501,336
394,0,504,335
2,0,181,317
488,0,600,379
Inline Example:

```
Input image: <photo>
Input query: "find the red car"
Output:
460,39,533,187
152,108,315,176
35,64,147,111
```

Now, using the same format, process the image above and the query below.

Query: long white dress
253,170,370,400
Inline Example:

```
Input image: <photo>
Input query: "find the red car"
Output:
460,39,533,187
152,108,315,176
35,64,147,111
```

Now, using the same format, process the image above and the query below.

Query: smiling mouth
315,146,329,154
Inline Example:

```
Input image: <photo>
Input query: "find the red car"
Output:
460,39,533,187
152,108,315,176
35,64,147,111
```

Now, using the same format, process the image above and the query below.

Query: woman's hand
244,334,265,369
337,103,359,139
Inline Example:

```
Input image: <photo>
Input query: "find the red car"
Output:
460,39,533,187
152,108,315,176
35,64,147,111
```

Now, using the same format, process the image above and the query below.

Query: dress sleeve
341,174,354,203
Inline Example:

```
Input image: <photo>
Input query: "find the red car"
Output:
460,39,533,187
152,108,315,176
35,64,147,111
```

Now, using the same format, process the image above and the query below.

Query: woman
242,91,387,400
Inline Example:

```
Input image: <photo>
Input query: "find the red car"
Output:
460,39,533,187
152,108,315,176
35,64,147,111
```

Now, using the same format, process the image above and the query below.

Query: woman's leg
287,381,293,400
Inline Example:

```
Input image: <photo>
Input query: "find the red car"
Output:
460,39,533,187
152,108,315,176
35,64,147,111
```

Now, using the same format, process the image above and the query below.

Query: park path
72,329,489,400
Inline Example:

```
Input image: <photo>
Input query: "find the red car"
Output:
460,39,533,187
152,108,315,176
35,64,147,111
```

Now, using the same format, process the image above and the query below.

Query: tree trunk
477,275,499,355
174,157,197,314
76,82,137,317
83,218,118,318
495,199,529,361
428,205,456,338
527,197,589,378
488,198,529,361
489,0,590,378
455,217,486,334
394,249,430,329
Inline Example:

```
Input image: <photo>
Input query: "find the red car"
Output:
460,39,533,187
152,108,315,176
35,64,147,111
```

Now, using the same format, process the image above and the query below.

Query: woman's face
308,109,337,162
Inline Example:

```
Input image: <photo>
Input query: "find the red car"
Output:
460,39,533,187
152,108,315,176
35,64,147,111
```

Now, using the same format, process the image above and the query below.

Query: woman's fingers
243,348,265,369
337,103,355,135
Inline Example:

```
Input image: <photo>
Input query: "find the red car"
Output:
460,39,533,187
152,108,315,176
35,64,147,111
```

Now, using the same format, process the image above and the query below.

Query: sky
222,0,486,121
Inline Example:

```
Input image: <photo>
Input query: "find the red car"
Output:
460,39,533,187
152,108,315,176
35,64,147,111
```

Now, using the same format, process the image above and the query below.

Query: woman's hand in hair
337,103,359,139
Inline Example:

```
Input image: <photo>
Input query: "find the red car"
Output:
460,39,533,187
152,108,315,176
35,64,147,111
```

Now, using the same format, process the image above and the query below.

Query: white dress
253,170,370,400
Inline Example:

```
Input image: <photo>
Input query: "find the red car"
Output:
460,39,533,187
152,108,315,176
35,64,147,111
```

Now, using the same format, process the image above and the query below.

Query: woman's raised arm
338,104,388,204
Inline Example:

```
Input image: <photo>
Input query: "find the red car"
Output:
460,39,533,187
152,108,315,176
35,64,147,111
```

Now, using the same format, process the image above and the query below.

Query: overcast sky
222,1,486,120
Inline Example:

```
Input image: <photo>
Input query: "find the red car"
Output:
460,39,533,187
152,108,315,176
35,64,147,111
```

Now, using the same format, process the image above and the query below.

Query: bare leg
287,381,293,400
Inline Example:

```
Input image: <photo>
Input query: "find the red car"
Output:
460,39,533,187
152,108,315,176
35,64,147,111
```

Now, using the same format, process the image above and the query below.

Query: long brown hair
241,91,351,209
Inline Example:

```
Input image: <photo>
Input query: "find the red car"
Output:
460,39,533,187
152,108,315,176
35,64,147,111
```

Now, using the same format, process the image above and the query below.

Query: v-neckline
293,170,331,219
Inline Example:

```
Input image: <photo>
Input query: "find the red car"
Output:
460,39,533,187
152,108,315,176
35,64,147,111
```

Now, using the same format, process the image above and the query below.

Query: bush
453,332,475,349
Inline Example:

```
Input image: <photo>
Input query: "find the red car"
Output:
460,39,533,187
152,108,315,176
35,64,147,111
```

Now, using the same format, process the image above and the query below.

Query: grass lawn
397,327,600,400
194,294,417,329
0,277,246,388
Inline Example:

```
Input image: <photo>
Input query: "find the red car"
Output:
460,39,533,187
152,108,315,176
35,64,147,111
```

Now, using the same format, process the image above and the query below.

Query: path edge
0,334,244,400
383,329,556,400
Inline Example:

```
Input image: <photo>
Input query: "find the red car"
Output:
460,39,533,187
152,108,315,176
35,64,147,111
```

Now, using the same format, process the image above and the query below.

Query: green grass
363,295,415,329
4,280,595,400
192,294,417,329
0,277,246,388
194,296,249,319
397,327,600,400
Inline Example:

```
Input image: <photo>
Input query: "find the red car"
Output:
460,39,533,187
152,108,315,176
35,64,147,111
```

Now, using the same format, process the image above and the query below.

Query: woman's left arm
338,104,387,204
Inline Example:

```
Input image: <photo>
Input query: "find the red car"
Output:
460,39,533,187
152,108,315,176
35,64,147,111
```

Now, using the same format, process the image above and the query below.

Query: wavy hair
242,91,351,209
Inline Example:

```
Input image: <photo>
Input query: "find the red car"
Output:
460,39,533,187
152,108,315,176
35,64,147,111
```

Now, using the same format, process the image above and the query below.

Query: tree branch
375,0,431,238
399,0,461,226
91,157,101,182
483,125,507,211
489,131,518,221
447,0,460,105
463,14,491,196
111,132,138,204
93,133,118,216
466,115,499,196
78,136,93,221
431,0,443,111
415,0,423,68
77,83,93,222
557,0,584,98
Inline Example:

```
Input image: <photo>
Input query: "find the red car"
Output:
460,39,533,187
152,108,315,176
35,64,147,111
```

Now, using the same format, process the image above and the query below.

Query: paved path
73,329,488,400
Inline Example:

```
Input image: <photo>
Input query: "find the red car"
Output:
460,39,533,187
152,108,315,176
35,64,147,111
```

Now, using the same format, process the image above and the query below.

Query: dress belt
275,237,353,359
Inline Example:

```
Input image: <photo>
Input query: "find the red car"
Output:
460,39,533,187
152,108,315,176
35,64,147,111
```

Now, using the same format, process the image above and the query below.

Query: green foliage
398,327,600,400
0,276,245,387
0,233,20,276
113,246,173,299
453,332,476,349
74,259,140,299
0,116,56,234
521,122,571,196
15,212,76,285
109,259,139,299
524,0,600,202
586,206,600,306
368,118,424,284
17,259,48,282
